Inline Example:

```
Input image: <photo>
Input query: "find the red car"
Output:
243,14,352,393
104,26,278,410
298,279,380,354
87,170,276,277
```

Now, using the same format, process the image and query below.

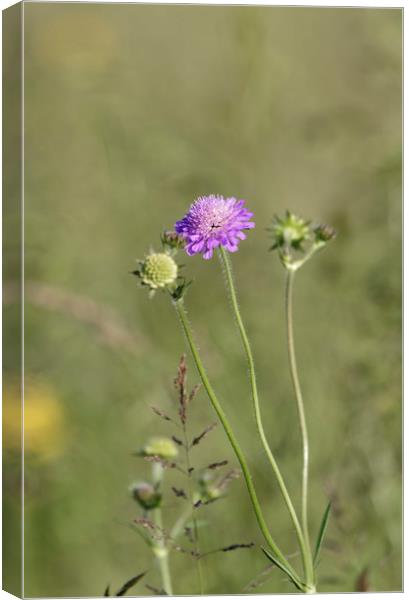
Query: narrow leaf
261,547,303,592
116,572,147,596
104,585,110,597
313,502,331,567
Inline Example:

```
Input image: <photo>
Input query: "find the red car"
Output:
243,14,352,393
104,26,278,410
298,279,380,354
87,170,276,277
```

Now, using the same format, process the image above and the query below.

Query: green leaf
313,502,331,567
116,572,147,596
261,547,304,592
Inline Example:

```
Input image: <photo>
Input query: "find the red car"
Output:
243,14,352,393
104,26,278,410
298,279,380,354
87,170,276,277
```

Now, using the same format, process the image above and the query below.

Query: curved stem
285,269,314,585
172,298,302,588
170,503,192,540
218,246,312,585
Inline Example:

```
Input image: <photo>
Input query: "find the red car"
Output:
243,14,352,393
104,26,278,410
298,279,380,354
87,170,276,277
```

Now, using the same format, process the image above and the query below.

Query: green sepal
170,279,192,301
313,501,331,567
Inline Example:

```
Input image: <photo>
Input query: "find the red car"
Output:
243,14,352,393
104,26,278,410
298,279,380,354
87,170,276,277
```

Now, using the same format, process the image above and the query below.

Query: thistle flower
175,194,255,259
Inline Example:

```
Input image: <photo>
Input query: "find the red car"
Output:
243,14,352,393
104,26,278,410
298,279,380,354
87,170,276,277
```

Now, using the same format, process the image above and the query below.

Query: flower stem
285,268,314,586
182,418,205,594
170,503,192,540
173,298,302,588
218,246,312,586
153,507,173,596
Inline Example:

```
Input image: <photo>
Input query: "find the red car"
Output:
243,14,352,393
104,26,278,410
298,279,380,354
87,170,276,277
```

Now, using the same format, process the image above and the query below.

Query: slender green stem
218,246,312,585
285,269,314,586
172,298,302,588
182,420,204,594
170,503,192,540
153,507,173,595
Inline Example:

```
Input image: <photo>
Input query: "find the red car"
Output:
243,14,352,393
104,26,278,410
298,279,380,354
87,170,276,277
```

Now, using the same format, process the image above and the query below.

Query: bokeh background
3,4,402,596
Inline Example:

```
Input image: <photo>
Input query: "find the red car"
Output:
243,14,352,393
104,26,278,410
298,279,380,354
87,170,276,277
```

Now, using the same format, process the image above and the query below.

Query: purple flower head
175,194,255,259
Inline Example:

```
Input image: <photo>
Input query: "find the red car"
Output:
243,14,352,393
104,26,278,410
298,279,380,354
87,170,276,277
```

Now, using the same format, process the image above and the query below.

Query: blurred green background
4,4,402,596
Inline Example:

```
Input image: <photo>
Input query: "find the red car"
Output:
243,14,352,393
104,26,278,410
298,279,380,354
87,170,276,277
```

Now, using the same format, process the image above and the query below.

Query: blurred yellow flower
3,379,66,462
141,436,179,459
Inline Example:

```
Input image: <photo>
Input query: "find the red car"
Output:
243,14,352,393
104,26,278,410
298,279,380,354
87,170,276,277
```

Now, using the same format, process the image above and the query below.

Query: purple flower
175,195,255,259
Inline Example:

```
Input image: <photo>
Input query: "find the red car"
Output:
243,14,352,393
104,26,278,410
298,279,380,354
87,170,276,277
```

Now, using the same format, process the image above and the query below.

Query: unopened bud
313,223,337,244
270,211,310,251
161,231,186,254
130,481,161,510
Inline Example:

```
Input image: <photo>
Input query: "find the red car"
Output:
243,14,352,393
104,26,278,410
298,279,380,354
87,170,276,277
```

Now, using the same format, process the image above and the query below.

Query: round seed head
141,253,178,290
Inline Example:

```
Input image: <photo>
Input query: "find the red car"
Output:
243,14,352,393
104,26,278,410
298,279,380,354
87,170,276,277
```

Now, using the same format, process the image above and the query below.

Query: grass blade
116,572,147,596
261,547,304,591
313,502,331,567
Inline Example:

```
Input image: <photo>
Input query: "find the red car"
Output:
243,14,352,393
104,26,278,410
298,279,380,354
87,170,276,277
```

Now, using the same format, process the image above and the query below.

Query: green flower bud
161,231,186,254
269,210,336,271
313,223,337,245
140,436,179,459
270,211,310,251
130,481,162,510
